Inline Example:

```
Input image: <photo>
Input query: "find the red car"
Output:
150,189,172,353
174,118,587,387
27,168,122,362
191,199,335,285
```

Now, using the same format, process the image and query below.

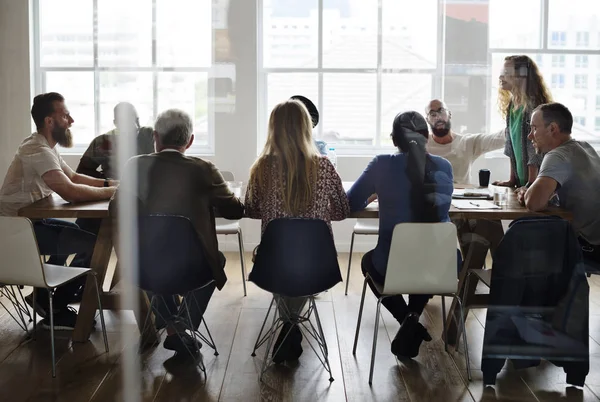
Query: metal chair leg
251,297,275,356
309,297,333,382
455,295,472,382
200,317,219,356
49,290,56,378
345,232,356,295
92,274,109,353
352,277,368,355
237,230,247,297
259,298,281,382
369,298,383,385
441,295,448,353
32,289,37,340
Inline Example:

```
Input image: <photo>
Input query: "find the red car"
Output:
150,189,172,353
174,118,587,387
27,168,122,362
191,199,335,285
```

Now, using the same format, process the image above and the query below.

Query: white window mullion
152,0,158,121
541,0,549,50
375,0,383,148
93,0,100,138
317,0,324,140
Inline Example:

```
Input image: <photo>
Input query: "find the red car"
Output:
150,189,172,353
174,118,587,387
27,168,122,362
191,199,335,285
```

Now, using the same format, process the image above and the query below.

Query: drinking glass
226,181,243,198
493,187,508,206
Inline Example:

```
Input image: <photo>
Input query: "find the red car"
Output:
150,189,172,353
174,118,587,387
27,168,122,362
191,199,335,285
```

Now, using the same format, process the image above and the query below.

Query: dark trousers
360,250,431,323
151,252,224,331
32,218,99,312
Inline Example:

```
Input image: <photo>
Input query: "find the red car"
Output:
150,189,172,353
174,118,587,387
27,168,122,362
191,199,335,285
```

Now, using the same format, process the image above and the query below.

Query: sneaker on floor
163,333,202,355
25,293,49,319
40,308,78,331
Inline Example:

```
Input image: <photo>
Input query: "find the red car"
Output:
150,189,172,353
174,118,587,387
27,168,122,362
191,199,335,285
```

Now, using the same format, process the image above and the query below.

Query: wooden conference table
18,187,571,346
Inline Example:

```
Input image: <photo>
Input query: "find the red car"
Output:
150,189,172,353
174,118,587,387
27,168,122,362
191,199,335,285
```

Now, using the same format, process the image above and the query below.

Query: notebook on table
452,188,492,200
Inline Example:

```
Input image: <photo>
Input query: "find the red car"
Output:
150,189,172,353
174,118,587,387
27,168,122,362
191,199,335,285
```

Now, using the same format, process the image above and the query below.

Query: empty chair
137,215,219,373
0,217,108,378
345,218,378,295
215,171,247,296
249,218,342,382
353,222,470,384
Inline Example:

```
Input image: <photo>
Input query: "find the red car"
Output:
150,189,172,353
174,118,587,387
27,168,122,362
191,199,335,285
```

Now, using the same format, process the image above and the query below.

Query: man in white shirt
0,92,118,330
425,99,505,185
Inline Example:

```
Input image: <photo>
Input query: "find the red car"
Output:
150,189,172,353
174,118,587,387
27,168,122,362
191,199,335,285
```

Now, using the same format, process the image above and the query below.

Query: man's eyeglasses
427,108,448,119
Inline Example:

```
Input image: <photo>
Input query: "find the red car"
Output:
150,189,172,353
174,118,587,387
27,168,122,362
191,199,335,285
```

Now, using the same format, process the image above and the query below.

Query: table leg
444,219,504,346
109,261,121,290
135,289,159,348
73,218,113,343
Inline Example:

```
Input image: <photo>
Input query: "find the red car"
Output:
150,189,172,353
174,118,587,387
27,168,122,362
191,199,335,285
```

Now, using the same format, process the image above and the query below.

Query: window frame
487,0,600,157
31,0,216,155
257,0,444,156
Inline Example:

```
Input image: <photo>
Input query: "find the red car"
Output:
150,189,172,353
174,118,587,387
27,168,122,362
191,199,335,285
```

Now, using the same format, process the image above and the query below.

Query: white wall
0,0,32,180
0,0,510,253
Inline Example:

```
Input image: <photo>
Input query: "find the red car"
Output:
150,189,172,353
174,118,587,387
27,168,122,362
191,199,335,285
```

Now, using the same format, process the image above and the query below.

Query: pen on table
469,201,480,207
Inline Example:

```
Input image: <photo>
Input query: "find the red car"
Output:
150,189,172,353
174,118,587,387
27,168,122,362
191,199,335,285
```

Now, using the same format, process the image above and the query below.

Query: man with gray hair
117,108,244,355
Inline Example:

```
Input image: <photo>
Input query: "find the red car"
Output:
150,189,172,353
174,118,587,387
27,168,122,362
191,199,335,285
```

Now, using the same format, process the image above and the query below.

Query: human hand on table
516,186,527,206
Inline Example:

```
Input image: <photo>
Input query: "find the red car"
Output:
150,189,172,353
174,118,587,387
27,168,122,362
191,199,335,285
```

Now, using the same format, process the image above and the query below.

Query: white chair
217,171,247,296
352,222,471,384
345,219,379,295
0,217,109,377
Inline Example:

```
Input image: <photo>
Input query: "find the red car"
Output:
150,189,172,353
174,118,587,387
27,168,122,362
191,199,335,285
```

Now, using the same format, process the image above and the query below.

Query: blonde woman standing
493,55,552,188
245,99,350,363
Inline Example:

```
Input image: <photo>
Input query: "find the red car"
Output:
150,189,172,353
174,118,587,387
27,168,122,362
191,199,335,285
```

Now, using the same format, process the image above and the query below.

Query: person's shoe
163,333,202,355
391,313,432,359
40,308,78,331
25,292,49,319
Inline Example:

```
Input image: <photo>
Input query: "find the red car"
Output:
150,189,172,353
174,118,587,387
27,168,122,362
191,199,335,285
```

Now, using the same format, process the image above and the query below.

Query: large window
258,0,441,152
260,0,600,155
489,0,600,149
32,0,216,154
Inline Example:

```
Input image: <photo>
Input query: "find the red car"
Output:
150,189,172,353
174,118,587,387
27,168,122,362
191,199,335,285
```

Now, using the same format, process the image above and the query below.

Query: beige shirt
426,130,505,185
0,133,69,216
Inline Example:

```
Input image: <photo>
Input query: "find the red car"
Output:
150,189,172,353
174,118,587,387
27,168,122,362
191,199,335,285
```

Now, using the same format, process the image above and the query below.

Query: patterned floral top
245,156,350,234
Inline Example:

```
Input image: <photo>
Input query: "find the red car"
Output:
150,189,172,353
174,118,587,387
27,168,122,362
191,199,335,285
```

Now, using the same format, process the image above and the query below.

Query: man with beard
76,102,155,179
425,99,505,185
0,92,117,330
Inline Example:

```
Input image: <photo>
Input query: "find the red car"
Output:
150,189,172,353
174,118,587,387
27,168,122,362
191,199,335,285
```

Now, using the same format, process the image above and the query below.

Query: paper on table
451,199,500,210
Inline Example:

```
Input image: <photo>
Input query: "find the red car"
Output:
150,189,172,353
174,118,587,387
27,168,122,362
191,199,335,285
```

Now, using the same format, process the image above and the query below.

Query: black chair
249,218,342,382
137,215,219,373
480,216,589,386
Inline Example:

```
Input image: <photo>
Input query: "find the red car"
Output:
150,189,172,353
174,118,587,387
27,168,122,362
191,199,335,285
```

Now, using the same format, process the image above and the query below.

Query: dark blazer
114,151,244,290
76,127,155,179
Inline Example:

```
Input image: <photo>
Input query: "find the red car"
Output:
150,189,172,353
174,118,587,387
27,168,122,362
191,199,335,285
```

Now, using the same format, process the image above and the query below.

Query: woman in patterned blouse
245,99,350,363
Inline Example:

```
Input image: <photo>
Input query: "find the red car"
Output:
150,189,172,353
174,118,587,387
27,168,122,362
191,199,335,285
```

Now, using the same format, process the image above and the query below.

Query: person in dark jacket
76,102,155,179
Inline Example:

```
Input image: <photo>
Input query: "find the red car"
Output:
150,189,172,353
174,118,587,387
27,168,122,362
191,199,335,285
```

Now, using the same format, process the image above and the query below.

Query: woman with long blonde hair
493,55,552,188
245,99,349,363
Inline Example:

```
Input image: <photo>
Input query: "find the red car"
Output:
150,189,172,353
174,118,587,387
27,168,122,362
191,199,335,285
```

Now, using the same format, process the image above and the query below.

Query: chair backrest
489,216,585,308
249,218,341,297
383,222,457,295
0,217,47,288
137,215,213,294
220,171,234,181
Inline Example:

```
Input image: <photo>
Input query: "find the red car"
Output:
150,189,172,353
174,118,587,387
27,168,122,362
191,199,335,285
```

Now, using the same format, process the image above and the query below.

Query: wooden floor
2,252,600,401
